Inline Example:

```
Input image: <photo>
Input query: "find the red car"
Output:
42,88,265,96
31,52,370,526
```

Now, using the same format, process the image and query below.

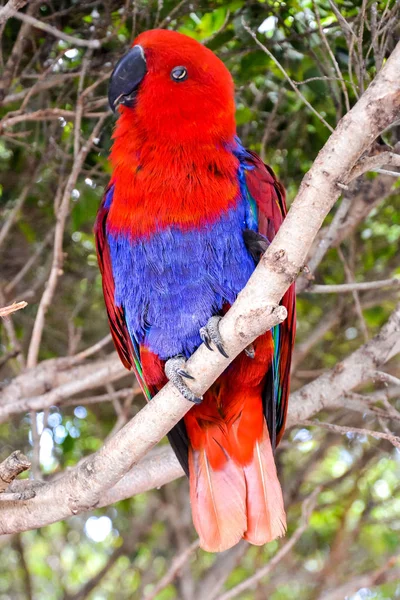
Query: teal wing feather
244,151,296,446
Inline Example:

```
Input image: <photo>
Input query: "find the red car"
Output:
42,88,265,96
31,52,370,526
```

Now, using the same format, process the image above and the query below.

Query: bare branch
8,9,101,48
0,0,27,26
0,301,27,318
348,150,400,180
301,419,400,450
306,277,400,294
0,108,109,131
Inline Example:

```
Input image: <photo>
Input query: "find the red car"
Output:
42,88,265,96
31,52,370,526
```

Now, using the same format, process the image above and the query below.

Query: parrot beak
108,45,147,112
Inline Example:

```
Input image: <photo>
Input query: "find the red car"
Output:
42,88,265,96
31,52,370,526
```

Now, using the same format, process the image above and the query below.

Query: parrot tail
188,423,286,552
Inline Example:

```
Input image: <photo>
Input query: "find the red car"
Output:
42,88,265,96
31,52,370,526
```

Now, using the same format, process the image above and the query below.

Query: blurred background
1,0,400,598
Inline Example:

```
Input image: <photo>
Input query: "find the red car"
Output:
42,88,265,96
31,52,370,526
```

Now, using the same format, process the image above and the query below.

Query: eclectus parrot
95,29,296,552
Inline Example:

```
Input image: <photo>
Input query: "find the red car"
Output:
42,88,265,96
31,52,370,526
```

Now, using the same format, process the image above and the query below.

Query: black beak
108,45,147,112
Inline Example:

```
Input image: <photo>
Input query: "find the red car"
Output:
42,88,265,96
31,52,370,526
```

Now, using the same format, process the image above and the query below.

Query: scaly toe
165,356,202,404
199,315,229,358
245,343,255,359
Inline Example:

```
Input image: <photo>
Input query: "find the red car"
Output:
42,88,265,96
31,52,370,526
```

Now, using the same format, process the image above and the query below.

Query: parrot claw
199,316,229,358
165,356,202,404
245,343,255,359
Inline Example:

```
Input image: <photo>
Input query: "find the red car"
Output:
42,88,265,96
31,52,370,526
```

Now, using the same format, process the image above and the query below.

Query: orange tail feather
189,447,247,552
189,424,286,552
244,423,286,545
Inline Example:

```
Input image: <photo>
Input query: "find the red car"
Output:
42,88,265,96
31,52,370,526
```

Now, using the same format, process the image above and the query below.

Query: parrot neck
108,115,241,238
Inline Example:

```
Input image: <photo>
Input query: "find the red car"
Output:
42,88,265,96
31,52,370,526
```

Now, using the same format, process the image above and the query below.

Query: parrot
95,29,296,553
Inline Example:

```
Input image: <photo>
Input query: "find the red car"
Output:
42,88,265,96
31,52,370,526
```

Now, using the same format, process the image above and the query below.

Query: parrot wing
244,150,296,447
94,187,154,401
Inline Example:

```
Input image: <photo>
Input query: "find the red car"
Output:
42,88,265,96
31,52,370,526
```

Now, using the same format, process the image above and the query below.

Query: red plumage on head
108,29,239,238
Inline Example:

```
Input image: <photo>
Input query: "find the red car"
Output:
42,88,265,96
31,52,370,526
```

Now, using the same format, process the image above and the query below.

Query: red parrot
95,29,296,552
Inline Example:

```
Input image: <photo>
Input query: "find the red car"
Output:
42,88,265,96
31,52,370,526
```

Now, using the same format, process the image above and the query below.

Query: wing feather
244,151,296,446
94,187,153,400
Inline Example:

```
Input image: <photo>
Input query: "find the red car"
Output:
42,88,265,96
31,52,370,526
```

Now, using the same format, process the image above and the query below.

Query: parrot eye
171,66,188,82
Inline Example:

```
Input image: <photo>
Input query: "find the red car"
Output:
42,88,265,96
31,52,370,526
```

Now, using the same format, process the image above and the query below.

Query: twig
74,50,93,158
66,334,113,365
348,150,400,180
1,108,109,131
301,419,400,450
373,168,400,177
158,0,187,28
242,18,334,133
8,9,101,48
0,301,27,318
2,73,82,105
0,451,31,492
144,539,200,600
64,387,135,407
312,0,350,113
337,246,369,342
306,278,400,294
216,488,321,600
371,371,400,387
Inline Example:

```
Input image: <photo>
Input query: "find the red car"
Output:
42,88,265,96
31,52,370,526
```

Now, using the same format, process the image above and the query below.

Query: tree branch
0,301,27,318
8,9,101,48
306,277,400,294
0,0,27,26
0,451,31,493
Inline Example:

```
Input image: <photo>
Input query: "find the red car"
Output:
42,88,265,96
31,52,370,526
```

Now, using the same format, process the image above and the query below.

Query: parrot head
108,29,236,144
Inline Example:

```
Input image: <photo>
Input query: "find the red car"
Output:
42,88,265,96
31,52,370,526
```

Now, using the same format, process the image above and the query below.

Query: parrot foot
165,355,202,404
245,343,255,359
199,315,229,358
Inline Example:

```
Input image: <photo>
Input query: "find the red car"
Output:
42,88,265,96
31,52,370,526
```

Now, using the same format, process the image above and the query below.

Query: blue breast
106,150,257,360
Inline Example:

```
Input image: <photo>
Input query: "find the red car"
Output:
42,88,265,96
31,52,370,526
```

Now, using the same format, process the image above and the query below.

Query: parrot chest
107,197,256,360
